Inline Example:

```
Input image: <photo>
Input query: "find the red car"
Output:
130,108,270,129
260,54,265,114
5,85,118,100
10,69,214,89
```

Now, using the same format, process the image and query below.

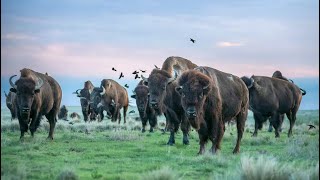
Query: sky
1,0,319,109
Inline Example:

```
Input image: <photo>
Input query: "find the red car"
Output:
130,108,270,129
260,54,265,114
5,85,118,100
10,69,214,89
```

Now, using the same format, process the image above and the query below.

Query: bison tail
300,88,306,96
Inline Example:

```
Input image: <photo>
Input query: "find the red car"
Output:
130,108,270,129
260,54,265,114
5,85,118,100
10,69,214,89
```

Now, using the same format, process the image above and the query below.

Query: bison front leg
181,114,190,145
197,126,208,155
29,113,41,137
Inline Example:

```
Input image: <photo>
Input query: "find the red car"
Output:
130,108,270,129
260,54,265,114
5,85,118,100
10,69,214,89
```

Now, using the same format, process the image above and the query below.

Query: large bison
58,105,68,121
9,68,62,140
131,80,160,132
241,75,303,138
90,79,128,124
142,56,198,145
73,81,95,122
4,91,17,120
176,67,249,154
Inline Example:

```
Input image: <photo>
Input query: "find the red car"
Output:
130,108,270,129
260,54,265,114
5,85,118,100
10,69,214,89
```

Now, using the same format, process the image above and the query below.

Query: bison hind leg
233,110,247,154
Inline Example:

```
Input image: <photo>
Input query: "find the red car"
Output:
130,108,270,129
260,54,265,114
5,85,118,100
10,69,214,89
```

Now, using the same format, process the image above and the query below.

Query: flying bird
124,84,129,88
132,70,139,74
308,124,316,130
140,69,146,73
190,38,195,43
135,74,140,79
119,72,124,79
112,67,117,71
154,65,159,69
129,110,135,114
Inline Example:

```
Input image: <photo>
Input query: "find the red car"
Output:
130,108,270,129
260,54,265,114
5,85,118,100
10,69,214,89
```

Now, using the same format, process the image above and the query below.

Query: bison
9,68,62,140
90,79,128,124
58,105,68,121
73,81,95,122
4,91,17,120
70,112,81,119
142,56,198,145
241,75,303,138
176,67,249,154
131,80,159,132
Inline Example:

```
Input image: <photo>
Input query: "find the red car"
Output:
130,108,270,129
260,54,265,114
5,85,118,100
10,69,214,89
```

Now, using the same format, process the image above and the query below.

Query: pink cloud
1,33,37,40
216,41,244,47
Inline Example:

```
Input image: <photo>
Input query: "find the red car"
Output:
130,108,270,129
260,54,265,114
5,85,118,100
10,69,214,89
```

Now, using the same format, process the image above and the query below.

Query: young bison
176,67,249,154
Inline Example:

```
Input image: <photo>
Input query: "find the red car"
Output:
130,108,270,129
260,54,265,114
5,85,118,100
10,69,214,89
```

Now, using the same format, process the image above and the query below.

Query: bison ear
9,88,17,93
35,89,40,94
175,86,183,95
131,94,136,99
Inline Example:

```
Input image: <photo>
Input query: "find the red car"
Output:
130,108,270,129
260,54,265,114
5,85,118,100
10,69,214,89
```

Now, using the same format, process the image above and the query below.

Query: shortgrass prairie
1,107,319,180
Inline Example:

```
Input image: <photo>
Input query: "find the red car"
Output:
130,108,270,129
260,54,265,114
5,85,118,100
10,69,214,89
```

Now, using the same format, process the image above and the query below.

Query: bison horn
167,74,177,84
35,77,44,90
9,75,17,89
73,89,82,95
4,91,8,98
203,84,209,90
100,86,106,96
247,78,255,89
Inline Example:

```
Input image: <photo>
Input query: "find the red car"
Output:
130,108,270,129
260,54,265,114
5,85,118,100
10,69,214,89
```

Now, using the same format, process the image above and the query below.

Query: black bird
140,69,146,73
119,72,124,79
135,74,140,79
154,65,159,69
308,124,316,130
190,38,195,43
124,84,129,88
112,67,117,71
132,70,139,74
129,110,135,114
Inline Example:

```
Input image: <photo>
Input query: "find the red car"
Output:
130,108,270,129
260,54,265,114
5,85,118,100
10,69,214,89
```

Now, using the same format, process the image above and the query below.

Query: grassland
1,107,319,180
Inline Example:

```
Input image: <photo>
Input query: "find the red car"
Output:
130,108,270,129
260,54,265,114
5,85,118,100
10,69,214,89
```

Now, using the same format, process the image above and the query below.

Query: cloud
1,33,37,40
216,41,244,47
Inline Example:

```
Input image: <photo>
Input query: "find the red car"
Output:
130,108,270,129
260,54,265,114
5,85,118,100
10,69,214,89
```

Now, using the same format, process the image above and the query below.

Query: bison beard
9,68,62,140
177,67,249,154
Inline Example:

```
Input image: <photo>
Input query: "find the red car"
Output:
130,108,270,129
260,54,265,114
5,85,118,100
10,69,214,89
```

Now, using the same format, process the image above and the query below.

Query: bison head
142,69,175,110
131,85,149,117
9,75,43,121
176,70,211,129
89,87,105,114
74,89,91,113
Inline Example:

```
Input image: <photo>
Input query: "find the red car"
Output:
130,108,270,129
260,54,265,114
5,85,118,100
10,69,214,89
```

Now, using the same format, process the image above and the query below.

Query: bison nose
186,107,197,118
149,101,158,108
22,107,30,113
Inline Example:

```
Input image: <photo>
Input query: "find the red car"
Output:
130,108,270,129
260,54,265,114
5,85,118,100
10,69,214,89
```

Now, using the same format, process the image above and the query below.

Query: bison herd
5,56,306,155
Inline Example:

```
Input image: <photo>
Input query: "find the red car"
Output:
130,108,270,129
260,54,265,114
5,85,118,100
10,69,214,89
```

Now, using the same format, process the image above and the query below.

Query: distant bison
4,91,17,120
70,112,81,119
90,79,128,124
131,80,159,132
241,75,303,138
73,81,95,122
176,67,249,154
9,68,62,140
142,56,198,145
58,105,68,121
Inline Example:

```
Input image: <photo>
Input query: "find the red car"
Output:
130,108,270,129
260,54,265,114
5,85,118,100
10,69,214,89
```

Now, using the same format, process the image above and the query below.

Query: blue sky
1,0,319,109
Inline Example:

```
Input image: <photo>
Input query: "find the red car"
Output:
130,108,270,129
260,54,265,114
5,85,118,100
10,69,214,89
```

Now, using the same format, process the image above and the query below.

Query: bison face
131,86,149,117
89,87,105,113
142,70,175,110
9,77,43,122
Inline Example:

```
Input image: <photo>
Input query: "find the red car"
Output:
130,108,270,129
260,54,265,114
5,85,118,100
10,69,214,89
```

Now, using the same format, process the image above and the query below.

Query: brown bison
131,80,160,132
142,56,198,145
176,67,249,154
70,112,81,119
9,68,62,140
4,91,17,120
241,75,303,138
90,79,128,124
58,105,68,120
73,81,95,122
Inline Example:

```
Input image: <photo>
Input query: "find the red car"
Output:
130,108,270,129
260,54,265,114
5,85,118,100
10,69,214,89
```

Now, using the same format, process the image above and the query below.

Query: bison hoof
268,128,273,132
183,139,189,145
167,141,175,146
141,129,146,133
149,129,154,133
232,149,240,154
47,136,53,140
252,133,257,137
